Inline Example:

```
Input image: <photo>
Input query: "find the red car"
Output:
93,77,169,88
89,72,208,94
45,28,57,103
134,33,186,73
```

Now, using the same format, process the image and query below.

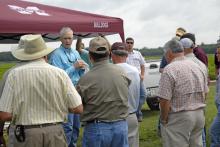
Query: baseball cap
111,42,128,56
89,36,109,54
180,38,194,49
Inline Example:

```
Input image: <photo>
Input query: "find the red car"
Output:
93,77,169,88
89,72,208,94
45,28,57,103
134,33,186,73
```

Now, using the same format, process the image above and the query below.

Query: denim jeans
82,120,128,147
202,128,206,147
62,113,80,147
136,81,146,119
210,112,220,147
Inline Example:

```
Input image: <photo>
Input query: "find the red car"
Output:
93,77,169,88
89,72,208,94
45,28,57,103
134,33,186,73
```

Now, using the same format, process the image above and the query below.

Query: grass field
0,59,217,147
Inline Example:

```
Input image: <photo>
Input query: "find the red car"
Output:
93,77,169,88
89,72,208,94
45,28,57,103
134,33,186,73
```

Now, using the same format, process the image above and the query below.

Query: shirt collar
128,50,134,54
171,56,185,63
93,59,109,67
60,45,72,53
185,53,195,58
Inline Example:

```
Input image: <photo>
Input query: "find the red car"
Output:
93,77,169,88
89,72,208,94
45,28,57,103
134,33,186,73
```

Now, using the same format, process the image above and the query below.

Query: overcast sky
23,0,220,48
1,0,220,52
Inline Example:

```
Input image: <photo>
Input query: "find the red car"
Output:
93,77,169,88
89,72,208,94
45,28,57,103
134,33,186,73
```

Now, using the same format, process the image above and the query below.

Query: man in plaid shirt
158,39,208,147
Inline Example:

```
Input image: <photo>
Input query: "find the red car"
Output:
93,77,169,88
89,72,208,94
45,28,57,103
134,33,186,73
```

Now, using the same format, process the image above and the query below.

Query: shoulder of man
48,47,63,59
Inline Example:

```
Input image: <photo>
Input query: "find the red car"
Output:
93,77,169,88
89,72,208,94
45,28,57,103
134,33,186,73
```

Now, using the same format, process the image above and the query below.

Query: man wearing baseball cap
77,36,130,147
111,42,140,147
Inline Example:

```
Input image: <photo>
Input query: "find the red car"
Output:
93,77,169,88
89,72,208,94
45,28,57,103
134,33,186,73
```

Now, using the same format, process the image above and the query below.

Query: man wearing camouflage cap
77,37,130,147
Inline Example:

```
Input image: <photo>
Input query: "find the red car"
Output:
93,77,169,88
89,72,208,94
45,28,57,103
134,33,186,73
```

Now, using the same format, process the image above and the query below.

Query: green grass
76,86,216,147
208,54,216,80
0,62,16,79
0,61,218,147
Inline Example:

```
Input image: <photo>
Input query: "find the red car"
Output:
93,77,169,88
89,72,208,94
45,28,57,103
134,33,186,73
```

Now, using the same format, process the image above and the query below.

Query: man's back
193,46,208,66
77,60,130,122
0,59,81,125
158,58,208,112
117,63,140,113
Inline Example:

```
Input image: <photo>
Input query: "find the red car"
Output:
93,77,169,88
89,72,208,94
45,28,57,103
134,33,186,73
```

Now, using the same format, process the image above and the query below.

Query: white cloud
21,0,220,48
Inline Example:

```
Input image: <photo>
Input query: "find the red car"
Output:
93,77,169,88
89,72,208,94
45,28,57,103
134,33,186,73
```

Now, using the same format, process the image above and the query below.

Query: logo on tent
94,22,109,28
8,5,50,16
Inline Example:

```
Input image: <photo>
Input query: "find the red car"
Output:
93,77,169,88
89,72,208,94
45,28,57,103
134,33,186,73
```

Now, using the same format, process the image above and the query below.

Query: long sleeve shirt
49,45,85,85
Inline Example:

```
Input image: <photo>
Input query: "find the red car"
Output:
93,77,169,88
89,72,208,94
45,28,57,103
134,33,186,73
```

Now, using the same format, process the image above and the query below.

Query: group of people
0,26,146,147
158,28,220,147
158,28,209,147
0,25,220,147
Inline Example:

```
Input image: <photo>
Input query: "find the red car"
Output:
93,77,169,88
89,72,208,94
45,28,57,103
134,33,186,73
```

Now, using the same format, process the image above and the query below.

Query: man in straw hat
76,36,130,147
0,34,83,147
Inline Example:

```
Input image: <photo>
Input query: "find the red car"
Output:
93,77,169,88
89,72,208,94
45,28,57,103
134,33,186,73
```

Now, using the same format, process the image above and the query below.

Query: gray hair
163,39,183,53
59,27,73,38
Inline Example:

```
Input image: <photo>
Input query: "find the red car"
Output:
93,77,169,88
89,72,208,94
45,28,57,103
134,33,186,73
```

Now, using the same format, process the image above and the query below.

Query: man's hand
69,104,83,114
74,60,86,69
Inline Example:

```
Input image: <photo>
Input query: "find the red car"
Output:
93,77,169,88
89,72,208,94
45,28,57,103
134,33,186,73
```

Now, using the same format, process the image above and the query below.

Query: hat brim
11,45,55,61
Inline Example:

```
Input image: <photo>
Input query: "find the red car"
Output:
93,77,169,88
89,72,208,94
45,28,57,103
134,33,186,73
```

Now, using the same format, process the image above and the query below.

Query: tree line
139,43,217,57
0,43,217,61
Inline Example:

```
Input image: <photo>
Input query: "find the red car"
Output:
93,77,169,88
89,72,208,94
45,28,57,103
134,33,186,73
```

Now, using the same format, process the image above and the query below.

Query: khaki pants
126,113,139,147
161,109,205,147
8,124,67,147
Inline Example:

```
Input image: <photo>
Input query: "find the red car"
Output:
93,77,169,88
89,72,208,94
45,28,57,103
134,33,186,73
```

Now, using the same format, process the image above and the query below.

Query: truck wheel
146,97,159,110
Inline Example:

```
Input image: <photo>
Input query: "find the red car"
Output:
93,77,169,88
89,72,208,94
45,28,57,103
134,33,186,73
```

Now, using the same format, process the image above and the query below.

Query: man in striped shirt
0,34,83,147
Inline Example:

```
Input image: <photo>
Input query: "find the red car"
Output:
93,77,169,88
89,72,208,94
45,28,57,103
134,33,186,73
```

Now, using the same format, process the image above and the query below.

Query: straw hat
12,34,55,60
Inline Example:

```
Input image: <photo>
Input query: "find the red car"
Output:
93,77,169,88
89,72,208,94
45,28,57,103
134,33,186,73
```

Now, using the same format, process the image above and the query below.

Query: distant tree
137,43,216,57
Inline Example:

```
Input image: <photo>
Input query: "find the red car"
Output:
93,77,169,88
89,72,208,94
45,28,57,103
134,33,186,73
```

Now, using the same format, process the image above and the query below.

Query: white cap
180,38,194,49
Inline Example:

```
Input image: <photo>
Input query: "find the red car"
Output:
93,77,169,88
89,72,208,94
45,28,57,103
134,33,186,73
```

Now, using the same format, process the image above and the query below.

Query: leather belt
23,122,62,129
86,119,125,124
86,119,108,124
129,112,136,115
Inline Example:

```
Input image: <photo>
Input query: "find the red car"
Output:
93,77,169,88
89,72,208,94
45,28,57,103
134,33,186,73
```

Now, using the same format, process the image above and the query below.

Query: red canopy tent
0,0,124,43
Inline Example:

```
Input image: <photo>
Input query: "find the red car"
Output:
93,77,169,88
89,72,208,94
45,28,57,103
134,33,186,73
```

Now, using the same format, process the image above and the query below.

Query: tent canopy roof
0,0,124,43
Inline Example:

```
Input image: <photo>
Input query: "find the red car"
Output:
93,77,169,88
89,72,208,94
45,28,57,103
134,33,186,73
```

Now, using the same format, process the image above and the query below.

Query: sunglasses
126,42,134,44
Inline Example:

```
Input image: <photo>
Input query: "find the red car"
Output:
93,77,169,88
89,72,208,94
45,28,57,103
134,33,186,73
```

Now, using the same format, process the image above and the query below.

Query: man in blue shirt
49,27,86,147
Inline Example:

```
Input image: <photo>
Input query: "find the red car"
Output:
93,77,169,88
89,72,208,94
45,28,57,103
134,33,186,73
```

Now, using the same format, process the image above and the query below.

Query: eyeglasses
126,42,133,44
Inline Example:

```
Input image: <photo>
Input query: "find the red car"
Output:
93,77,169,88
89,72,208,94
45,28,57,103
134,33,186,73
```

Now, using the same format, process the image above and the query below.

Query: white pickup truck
144,60,161,110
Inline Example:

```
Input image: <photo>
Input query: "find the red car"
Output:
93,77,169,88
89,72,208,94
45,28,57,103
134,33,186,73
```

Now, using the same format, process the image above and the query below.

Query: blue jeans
202,128,206,147
82,120,128,147
62,113,80,147
210,112,220,147
136,81,146,119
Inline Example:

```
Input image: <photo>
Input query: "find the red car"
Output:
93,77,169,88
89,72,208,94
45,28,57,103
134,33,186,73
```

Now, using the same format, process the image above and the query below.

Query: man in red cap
111,42,140,147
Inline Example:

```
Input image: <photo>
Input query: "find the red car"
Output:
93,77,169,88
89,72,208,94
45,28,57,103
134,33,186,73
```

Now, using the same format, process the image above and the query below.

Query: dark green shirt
77,60,130,122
